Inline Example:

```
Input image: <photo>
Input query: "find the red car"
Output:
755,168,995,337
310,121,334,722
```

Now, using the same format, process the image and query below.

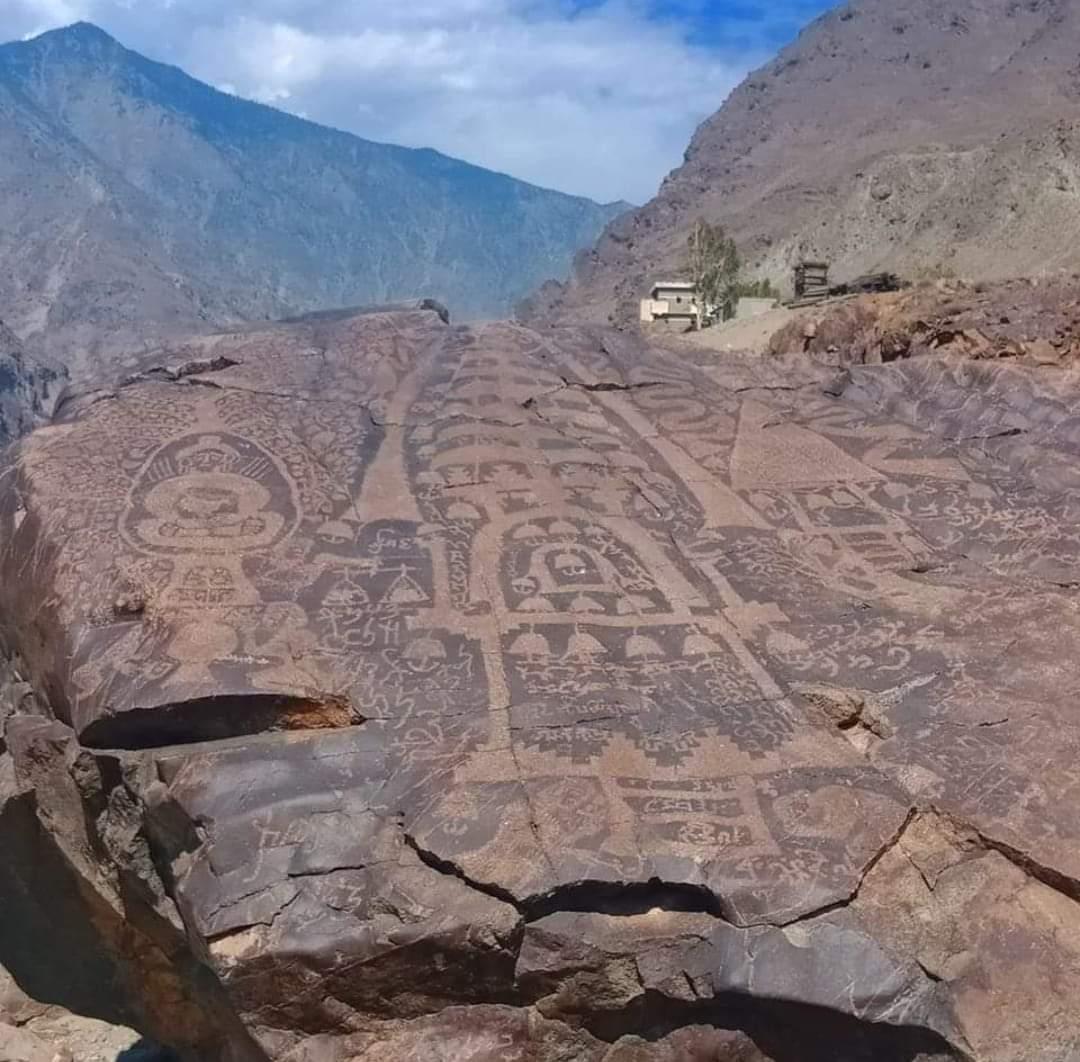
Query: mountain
0,23,626,361
532,0,1080,326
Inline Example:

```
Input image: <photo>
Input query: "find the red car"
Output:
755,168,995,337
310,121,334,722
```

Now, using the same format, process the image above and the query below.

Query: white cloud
0,0,764,202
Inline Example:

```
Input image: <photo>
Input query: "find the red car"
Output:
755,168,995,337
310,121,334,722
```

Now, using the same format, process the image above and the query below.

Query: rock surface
766,278,1080,367
0,321,64,446
4,305,1080,1058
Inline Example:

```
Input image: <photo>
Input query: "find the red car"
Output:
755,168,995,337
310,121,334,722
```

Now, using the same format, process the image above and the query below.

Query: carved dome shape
509,631,552,657
564,631,607,659
682,632,720,657
386,567,428,604
625,633,664,659
569,594,604,613
512,523,545,540
321,581,370,608
518,596,555,612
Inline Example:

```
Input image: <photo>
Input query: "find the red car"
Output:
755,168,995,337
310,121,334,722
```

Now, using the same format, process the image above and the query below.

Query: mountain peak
31,21,120,51
60,21,114,39
0,21,623,348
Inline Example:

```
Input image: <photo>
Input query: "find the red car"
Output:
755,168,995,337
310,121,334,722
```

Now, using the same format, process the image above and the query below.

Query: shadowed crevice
578,991,962,1062
404,828,731,921
523,878,729,921
80,693,360,750
561,376,665,393
403,829,523,910
0,792,136,1026
136,355,240,383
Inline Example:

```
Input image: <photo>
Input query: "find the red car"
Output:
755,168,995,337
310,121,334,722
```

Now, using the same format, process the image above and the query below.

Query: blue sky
4,0,833,202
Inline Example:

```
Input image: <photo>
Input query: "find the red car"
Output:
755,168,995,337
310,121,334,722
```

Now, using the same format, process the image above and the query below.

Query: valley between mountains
7,1,1080,1059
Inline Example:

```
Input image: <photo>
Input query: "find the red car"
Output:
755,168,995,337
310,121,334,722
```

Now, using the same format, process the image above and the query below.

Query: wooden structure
788,263,905,308
793,261,830,301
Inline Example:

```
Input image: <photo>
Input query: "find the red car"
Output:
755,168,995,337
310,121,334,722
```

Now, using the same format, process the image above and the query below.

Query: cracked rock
4,306,1080,1059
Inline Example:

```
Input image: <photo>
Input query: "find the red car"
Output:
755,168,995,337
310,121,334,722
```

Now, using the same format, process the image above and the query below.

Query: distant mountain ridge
0,22,626,361
534,0,1080,326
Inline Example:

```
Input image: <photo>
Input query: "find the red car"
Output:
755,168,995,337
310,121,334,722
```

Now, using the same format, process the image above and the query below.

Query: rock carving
3,307,1080,1060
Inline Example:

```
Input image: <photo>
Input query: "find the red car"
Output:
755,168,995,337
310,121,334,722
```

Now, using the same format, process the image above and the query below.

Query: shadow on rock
116,1038,180,1062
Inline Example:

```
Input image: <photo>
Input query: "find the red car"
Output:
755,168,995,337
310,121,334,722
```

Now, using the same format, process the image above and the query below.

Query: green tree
685,219,740,327
734,278,781,300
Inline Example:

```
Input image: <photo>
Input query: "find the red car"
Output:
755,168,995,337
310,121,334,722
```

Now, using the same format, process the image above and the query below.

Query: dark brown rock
4,306,1080,1058
0,321,64,446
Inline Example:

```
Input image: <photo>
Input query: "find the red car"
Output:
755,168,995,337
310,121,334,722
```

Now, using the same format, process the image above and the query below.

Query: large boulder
3,305,1080,1058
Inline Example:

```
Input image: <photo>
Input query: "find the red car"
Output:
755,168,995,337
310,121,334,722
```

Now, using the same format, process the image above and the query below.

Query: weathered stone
0,954,172,1062
5,306,1080,1058
0,321,64,447
0,1022,71,1062
1026,337,1062,365
518,908,952,1042
0,1010,159,1062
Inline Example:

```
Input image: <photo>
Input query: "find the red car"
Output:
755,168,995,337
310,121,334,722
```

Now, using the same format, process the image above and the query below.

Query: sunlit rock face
4,306,1080,1060
536,0,1080,328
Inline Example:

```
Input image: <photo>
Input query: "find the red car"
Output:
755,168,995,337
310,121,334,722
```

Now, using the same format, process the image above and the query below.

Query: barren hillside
532,0,1080,326
0,24,625,362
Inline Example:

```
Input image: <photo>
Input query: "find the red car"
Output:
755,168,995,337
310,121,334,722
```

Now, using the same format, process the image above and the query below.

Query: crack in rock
403,827,733,922
560,376,665,393
135,355,241,383
937,809,1080,906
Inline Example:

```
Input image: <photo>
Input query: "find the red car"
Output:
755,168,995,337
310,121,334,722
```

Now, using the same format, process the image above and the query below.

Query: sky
2,0,832,203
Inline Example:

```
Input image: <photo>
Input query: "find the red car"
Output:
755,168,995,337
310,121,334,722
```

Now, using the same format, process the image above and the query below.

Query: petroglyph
7,308,1080,1059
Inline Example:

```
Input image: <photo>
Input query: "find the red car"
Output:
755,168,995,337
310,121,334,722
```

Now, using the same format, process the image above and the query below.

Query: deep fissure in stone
79,693,358,750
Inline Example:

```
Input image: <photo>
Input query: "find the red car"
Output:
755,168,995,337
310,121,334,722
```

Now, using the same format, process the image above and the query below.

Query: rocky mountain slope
0,23,625,361
533,0,1080,326
0,321,64,445
5,305,1080,1058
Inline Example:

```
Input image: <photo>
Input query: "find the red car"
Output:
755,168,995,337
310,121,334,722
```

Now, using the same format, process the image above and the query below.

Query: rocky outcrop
0,321,64,445
4,306,1080,1057
766,278,1080,366
0,965,167,1062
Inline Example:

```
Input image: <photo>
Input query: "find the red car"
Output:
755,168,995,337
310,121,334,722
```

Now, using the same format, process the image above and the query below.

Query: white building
640,281,700,323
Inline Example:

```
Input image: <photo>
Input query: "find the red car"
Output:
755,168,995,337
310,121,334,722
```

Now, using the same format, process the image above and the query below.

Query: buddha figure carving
124,434,293,553
121,432,298,610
